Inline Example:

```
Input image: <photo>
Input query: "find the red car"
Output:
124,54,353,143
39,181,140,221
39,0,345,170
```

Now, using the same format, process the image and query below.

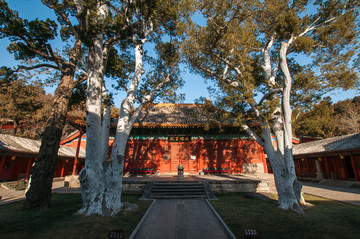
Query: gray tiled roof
293,133,360,156
0,134,85,159
135,104,209,126
74,103,244,128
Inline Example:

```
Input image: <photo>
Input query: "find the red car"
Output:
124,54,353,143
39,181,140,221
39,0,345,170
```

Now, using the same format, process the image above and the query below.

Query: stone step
153,182,203,185
152,185,204,190
152,188,205,193
153,183,203,187
149,194,208,199
142,181,212,200
153,186,204,191
152,182,203,186
151,191,206,195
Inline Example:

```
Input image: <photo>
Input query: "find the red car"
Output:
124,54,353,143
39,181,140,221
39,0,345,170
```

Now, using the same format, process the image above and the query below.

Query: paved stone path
244,174,360,206
0,181,65,206
1,175,360,207
301,181,360,206
129,199,235,239
1,175,360,239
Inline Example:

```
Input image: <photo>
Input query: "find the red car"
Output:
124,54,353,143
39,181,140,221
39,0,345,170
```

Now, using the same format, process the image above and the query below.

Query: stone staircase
142,181,216,200
0,181,17,190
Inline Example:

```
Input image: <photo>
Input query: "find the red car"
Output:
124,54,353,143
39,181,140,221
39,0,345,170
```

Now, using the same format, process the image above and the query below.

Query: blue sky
0,0,210,107
0,0,358,107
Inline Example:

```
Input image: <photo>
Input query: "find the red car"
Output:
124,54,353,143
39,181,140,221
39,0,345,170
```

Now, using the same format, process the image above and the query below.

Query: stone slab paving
244,174,360,207
129,200,235,239
123,174,262,182
0,180,65,206
1,174,359,207
301,181,360,206
0,187,26,205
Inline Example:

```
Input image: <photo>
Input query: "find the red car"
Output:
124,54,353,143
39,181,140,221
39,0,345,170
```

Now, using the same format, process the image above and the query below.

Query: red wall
294,154,360,180
0,156,35,181
123,138,266,174
0,155,85,182
1,136,267,181
62,135,267,175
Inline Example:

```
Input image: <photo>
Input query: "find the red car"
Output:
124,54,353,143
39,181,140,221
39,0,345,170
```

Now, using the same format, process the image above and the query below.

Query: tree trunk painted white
103,41,145,215
78,34,107,216
240,40,305,212
271,41,303,212
261,128,303,211
77,2,117,216
101,85,111,161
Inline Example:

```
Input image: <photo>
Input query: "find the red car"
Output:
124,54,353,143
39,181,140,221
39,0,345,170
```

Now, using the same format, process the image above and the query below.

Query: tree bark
23,39,80,209
101,86,111,161
103,41,145,215
270,41,303,212
13,120,18,135
242,41,304,212
78,35,109,216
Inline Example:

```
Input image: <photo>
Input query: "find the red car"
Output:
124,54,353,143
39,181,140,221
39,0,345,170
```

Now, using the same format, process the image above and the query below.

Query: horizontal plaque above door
168,136,191,142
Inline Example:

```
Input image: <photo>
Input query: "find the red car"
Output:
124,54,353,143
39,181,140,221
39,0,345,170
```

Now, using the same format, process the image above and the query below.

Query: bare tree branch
16,63,59,71
211,51,243,77
258,88,282,106
240,123,263,147
44,1,80,39
127,74,172,131
46,44,66,72
74,73,87,86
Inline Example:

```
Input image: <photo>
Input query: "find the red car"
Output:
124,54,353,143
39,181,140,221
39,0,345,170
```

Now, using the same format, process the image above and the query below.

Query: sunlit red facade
62,103,268,175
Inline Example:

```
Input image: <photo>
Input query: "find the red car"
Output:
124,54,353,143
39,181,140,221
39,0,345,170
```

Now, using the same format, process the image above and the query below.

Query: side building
293,133,360,181
0,134,85,181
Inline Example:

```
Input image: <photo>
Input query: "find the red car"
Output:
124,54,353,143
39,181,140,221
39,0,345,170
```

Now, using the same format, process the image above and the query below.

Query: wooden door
188,143,198,174
161,144,171,174
170,143,190,173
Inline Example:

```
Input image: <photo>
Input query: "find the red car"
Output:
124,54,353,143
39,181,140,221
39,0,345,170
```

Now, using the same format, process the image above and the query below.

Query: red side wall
294,154,360,180
0,155,80,181
0,156,35,181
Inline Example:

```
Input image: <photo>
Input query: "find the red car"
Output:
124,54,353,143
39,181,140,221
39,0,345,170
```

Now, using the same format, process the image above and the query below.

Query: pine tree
77,0,188,216
1,0,85,210
183,0,360,212
0,67,46,136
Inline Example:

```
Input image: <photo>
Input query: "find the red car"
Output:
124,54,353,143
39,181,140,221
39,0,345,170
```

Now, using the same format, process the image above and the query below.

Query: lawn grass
0,193,152,239
211,193,360,239
2,192,359,239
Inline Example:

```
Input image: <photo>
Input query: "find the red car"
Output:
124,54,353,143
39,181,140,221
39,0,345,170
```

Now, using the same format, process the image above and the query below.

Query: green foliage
68,82,87,111
0,0,87,86
0,1,58,61
274,9,301,40
293,98,335,138
155,42,180,67
0,67,44,118
183,0,360,139
103,0,188,105
0,66,51,138
294,96,360,138
139,39,184,103
106,47,135,91
292,36,315,54
333,96,360,135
